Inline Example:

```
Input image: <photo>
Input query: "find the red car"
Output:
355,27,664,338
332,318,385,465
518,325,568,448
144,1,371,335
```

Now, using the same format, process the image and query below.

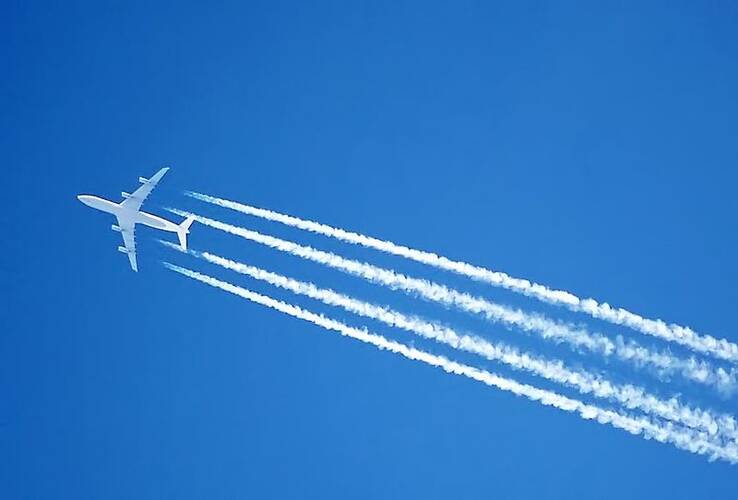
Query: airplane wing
120,167,170,213
118,218,138,272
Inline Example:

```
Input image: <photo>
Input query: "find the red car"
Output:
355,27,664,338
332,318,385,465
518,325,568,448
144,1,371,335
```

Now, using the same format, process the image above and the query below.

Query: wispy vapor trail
187,192,738,364
162,262,738,464
167,209,736,392
161,241,738,443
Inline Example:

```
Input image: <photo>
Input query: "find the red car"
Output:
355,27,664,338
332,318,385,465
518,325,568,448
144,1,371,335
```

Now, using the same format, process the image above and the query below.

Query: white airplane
77,167,194,271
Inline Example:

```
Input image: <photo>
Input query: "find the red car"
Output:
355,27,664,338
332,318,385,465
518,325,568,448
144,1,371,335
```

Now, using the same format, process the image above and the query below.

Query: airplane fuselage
77,195,180,233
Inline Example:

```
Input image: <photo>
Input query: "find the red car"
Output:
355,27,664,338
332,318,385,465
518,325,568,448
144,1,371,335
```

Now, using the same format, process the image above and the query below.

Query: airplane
77,167,194,272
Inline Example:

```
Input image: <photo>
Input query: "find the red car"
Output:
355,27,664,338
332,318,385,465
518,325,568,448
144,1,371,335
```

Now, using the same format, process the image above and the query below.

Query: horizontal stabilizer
177,216,196,250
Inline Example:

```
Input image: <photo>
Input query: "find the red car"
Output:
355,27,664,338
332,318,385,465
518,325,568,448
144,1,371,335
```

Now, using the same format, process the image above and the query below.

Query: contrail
162,262,738,464
167,209,736,393
161,240,738,444
187,191,738,364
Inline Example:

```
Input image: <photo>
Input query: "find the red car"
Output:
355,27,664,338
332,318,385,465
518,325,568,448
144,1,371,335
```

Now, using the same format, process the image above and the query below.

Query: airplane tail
177,216,196,250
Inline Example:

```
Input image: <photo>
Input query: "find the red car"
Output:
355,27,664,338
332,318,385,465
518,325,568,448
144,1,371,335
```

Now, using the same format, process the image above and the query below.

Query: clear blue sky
4,1,738,498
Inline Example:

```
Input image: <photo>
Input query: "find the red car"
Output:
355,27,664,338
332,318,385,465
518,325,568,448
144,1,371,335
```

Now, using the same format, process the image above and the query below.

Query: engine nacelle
111,224,121,232
117,246,129,254
138,177,149,184
121,191,131,199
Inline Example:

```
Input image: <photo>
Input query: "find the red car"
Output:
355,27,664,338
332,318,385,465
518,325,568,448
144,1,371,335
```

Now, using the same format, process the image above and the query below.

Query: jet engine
111,224,121,232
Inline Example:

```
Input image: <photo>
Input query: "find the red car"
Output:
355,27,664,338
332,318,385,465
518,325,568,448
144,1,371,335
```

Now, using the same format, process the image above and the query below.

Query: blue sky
4,1,738,498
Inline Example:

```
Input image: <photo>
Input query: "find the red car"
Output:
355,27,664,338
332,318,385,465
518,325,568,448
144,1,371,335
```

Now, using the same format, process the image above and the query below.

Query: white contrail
187,191,738,364
160,240,738,444
162,262,738,464
167,209,736,393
